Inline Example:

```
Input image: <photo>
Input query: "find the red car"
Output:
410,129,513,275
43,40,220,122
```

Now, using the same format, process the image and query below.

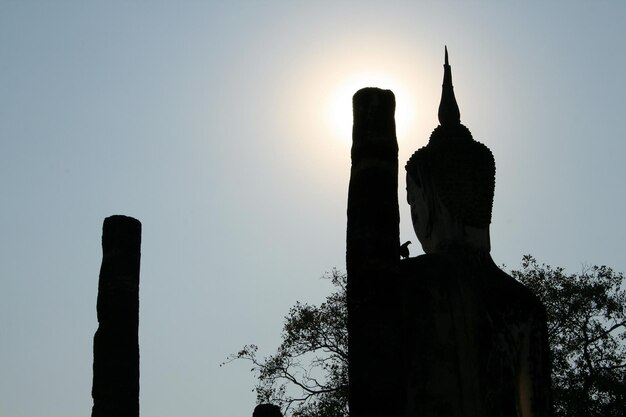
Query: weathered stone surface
400,250,550,416
400,49,551,417
346,87,404,417
92,215,141,417
346,49,552,417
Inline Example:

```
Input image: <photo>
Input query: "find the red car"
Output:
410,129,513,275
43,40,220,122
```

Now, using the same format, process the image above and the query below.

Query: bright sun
326,72,416,145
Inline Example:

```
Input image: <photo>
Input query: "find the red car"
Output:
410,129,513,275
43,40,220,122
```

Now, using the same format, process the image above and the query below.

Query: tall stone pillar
92,215,141,417
346,88,402,417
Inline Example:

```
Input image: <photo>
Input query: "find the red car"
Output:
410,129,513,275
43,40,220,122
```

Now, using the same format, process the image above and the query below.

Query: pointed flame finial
438,46,461,126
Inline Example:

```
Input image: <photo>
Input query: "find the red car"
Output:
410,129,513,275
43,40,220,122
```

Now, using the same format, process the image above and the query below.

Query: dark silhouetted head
405,48,495,252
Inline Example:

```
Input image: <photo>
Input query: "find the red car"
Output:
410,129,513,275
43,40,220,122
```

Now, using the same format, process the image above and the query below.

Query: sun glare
326,72,416,145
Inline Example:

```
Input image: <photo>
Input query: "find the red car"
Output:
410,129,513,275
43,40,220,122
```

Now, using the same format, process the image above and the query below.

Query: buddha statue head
405,48,495,254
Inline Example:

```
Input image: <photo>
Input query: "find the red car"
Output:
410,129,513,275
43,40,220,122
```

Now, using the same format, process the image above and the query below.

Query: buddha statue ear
406,169,437,250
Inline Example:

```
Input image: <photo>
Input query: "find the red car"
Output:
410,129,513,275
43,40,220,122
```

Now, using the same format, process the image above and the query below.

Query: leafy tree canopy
512,255,625,417
227,257,625,417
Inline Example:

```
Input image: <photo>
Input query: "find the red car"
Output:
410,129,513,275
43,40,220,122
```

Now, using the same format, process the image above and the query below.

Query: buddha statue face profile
406,48,495,254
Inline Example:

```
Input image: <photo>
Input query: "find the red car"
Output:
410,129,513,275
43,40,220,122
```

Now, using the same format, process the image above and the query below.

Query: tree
224,269,348,417
228,258,625,417
511,255,626,417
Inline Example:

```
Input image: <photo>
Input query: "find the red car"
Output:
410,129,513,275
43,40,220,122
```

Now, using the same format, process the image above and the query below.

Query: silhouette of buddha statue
400,48,552,417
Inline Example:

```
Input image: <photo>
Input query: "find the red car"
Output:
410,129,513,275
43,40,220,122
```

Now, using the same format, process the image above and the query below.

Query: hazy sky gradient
2,2,625,416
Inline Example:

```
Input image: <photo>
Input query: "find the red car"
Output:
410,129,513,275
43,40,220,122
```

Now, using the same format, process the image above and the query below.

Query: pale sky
1,2,625,416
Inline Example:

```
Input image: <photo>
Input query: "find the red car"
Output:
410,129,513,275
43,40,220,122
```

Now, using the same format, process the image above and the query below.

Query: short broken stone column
253,404,283,417
92,215,142,417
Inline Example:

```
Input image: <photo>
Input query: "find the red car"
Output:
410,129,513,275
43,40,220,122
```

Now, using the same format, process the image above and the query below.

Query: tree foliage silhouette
230,258,625,417
226,269,347,417
512,255,625,417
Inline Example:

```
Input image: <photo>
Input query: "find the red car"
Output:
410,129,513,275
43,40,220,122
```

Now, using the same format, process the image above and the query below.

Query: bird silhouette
400,241,411,259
